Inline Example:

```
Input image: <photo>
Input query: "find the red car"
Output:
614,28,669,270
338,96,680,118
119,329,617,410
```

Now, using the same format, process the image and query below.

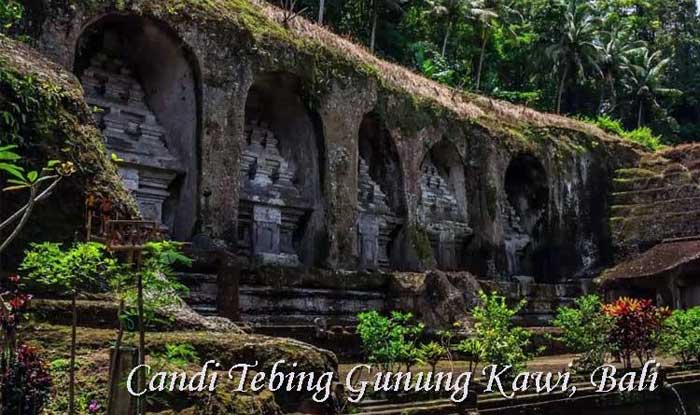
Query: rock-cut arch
503,154,549,280
356,112,406,270
239,72,326,267
74,14,201,241
417,140,471,270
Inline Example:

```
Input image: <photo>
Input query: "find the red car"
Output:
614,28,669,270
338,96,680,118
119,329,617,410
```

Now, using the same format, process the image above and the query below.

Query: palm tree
369,0,407,51
545,2,600,114
623,49,675,127
597,29,645,113
319,0,325,24
467,0,499,91
426,0,466,57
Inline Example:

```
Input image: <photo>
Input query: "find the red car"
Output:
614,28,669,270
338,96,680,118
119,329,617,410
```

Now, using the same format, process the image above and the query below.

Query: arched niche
356,112,406,270
503,154,549,280
418,140,471,270
239,72,325,267
74,14,200,241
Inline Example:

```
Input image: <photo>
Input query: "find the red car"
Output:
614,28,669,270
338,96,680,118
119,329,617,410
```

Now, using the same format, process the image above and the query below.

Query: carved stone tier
357,157,402,270
418,159,472,269
238,121,310,265
81,54,182,227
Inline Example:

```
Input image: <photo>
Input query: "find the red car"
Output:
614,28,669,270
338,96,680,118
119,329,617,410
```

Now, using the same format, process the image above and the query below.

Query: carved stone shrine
357,157,401,270
417,159,472,269
237,121,309,265
81,54,182,228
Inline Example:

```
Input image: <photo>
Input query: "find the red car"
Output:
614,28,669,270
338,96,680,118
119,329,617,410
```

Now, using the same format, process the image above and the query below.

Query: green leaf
27,170,38,182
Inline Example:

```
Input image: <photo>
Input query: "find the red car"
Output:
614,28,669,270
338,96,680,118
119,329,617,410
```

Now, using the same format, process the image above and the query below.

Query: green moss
0,34,137,214
408,225,435,268
615,168,659,179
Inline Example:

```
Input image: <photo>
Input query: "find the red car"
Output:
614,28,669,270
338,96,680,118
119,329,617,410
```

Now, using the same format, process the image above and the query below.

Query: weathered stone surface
609,144,700,260
387,271,482,329
21,0,643,280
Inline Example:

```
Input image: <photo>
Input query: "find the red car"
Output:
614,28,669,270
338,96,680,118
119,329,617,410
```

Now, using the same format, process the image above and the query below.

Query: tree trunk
441,21,452,57
318,0,325,24
556,62,570,114
637,99,644,128
69,288,77,415
475,26,488,91
136,251,145,415
370,2,378,52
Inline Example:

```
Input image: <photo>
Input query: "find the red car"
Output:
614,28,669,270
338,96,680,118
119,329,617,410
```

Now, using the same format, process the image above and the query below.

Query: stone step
611,184,700,206
610,196,700,217
611,209,700,244
612,171,692,192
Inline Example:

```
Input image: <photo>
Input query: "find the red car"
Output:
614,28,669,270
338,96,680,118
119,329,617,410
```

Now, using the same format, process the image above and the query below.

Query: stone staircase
610,149,700,259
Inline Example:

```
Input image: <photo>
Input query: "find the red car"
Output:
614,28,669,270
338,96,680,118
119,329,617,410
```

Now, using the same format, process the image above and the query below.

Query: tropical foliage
281,0,700,144
602,297,670,369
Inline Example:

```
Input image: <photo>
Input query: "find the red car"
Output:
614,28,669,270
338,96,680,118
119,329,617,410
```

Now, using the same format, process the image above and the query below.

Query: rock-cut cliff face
19,0,644,282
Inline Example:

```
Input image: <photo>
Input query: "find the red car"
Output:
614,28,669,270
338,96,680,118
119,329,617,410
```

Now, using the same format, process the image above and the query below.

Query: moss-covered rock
0,34,136,263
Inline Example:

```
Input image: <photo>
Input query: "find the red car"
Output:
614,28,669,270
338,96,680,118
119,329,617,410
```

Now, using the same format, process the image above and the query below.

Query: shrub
455,337,484,373
1,344,52,414
553,295,614,371
602,297,670,368
20,242,121,293
622,127,663,151
0,0,23,34
152,343,200,369
472,291,531,372
593,115,626,136
659,307,700,366
356,311,424,371
417,342,446,374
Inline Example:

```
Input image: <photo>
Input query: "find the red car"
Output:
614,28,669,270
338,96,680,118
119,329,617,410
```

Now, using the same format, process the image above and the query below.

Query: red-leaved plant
0,275,52,414
602,297,670,368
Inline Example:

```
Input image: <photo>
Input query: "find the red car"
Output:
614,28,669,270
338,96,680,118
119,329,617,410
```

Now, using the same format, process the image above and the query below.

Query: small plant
0,274,31,360
417,341,446,374
622,127,663,151
152,343,199,369
455,336,483,373
472,291,531,372
0,0,23,34
1,344,52,414
279,0,307,27
21,241,122,415
659,307,700,366
602,297,670,368
553,295,614,371
356,310,424,372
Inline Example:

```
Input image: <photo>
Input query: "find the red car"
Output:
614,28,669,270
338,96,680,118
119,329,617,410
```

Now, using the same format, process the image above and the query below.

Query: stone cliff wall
21,0,643,283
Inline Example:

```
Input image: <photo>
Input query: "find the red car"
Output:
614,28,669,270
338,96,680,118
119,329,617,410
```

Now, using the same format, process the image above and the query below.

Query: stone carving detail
357,158,401,270
81,54,182,228
238,121,309,265
418,159,472,269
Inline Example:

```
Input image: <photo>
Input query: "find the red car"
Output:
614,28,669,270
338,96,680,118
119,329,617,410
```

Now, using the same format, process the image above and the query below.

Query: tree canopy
282,0,700,145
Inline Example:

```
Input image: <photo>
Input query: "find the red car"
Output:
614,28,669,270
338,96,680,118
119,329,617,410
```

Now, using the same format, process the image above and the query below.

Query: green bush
659,307,700,366
579,116,663,151
593,115,626,136
20,242,121,293
416,341,446,374
552,295,614,371
356,310,424,371
472,291,531,372
0,0,23,34
622,127,663,151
